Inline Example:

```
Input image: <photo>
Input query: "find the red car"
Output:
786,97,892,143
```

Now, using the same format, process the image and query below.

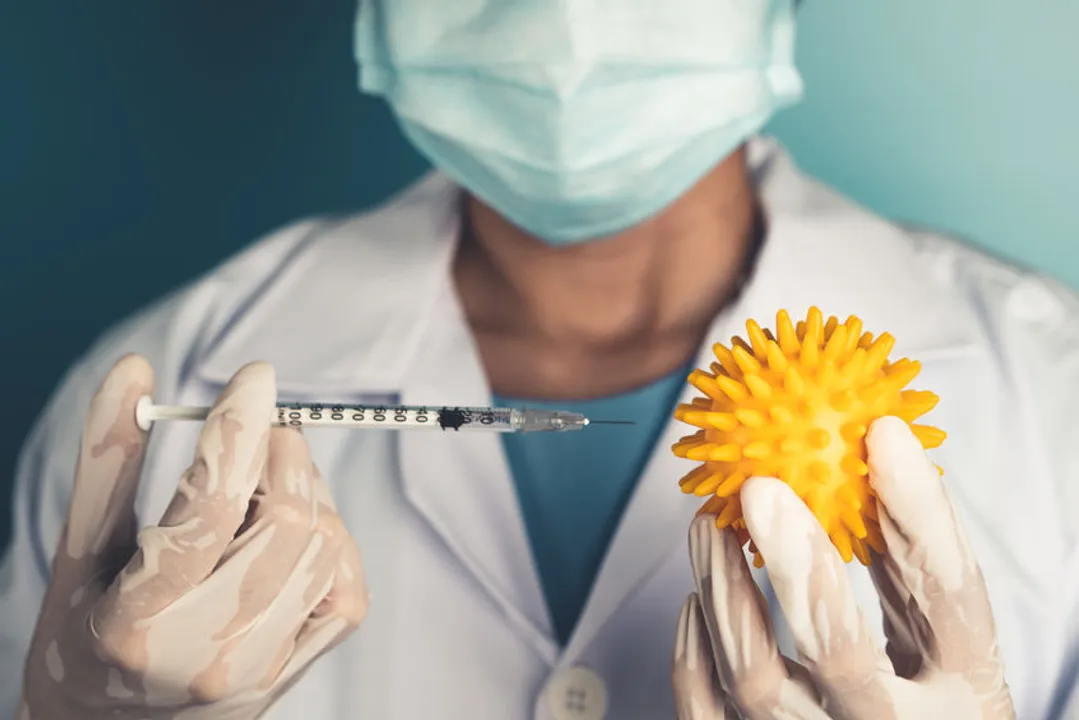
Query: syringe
134,398,631,434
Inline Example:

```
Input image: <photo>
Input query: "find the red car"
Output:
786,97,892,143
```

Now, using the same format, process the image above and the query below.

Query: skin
454,146,760,400
19,356,368,719
671,417,1017,719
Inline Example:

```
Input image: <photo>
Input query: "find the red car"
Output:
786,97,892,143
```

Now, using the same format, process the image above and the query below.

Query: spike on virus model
672,307,946,568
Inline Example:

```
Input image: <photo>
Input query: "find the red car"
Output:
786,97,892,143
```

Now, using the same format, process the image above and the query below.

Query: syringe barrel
272,404,516,431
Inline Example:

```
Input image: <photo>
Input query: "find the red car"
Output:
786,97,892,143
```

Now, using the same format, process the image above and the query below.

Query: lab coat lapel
395,279,558,662
195,173,466,396
561,341,733,660
191,173,556,661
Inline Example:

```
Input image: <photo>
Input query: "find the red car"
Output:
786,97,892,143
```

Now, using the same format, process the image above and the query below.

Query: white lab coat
2,139,1078,720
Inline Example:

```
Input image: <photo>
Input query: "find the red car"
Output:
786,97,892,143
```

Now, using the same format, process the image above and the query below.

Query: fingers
156,361,276,529
285,464,367,657
90,424,351,704
100,362,276,617
261,470,368,690
229,453,364,691
292,457,368,635
672,594,728,720
867,555,927,679
278,539,368,692
741,476,891,716
57,354,154,591
866,417,976,594
688,515,787,717
305,530,368,628
866,417,1003,677
204,428,328,637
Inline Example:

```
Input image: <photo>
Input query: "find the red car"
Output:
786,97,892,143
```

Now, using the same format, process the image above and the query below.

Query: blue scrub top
492,365,690,645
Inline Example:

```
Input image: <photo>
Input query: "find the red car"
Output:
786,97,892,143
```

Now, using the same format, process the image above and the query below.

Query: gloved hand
671,416,1016,720
19,355,368,720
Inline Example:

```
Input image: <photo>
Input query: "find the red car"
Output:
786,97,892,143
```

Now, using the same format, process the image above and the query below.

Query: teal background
1,1,1076,548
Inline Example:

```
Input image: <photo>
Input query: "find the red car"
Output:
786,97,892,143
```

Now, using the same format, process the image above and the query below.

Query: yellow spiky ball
672,307,945,567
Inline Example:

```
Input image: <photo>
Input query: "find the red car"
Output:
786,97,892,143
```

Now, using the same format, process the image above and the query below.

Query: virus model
672,307,945,567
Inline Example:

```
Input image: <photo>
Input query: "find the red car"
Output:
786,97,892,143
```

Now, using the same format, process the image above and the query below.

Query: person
3,1,1078,718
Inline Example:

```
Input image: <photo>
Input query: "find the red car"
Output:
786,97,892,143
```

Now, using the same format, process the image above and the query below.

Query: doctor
4,1,1079,718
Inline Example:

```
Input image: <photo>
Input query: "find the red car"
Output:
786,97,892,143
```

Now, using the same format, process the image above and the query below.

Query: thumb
53,354,154,592
866,416,979,594
672,594,729,720
866,416,1000,672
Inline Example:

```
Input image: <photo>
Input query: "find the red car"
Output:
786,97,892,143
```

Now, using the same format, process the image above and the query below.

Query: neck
453,146,761,399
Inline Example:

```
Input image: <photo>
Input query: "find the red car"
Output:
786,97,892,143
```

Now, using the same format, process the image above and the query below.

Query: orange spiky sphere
672,307,946,568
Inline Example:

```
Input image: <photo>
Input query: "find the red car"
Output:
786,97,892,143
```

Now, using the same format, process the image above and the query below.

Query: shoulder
869,215,1079,467
907,228,1078,462
930,232,1079,493
758,136,1078,365
757,136,1079,527
904,226,1079,383
884,227,1079,564
75,172,460,395
19,171,460,538
907,226,1077,326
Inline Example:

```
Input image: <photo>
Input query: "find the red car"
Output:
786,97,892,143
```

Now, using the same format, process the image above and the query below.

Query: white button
545,665,608,720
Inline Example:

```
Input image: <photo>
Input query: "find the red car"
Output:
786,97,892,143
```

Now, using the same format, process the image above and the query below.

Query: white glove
672,416,1016,719
19,356,368,719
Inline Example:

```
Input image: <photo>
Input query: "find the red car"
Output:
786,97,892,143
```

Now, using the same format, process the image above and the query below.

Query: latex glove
19,355,368,719
671,416,1016,720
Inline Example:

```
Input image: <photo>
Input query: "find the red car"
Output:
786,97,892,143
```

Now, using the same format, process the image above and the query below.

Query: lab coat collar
197,138,977,392
197,172,463,396
193,137,982,662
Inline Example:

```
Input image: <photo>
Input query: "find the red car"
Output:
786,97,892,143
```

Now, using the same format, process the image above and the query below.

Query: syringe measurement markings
273,405,511,430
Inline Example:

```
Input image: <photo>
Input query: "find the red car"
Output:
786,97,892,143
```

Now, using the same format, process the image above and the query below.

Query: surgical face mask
354,1,803,245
